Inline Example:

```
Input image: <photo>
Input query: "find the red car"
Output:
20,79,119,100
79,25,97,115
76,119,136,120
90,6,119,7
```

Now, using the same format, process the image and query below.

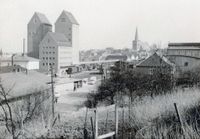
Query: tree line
86,61,200,108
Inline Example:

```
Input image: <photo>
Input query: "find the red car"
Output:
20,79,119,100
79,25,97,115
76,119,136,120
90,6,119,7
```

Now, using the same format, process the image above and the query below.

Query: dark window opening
184,62,188,67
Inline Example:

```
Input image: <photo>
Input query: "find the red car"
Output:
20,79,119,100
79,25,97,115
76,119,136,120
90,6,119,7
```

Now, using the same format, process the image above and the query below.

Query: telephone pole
50,65,55,118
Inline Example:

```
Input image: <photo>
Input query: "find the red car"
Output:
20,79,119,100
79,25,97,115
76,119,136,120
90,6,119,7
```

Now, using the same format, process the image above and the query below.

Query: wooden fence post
115,104,118,139
90,117,95,139
95,109,98,139
174,103,185,138
105,110,109,132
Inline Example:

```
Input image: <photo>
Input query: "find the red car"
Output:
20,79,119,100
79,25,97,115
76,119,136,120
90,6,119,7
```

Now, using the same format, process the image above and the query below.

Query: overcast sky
0,0,200,53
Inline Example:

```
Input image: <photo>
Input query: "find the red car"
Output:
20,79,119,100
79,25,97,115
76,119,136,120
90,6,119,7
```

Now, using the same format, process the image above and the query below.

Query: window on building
61,18,66,22
52,63,55,65
49,57,51,60
53,52,55,54
184,62,188,67
53,57,55,60
49,63,51,65
46,57,48,60
43,57,45,60
46,52,48,54
46,63,48,65
49,52,51,54
43,63,45,66
149,68,154,75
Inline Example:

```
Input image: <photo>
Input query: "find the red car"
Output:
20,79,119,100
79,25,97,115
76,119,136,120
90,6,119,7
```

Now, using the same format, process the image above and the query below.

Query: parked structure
166,42,200,72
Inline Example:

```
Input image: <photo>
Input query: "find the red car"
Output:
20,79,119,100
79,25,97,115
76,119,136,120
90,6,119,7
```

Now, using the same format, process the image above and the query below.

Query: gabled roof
40,32,70,46
13,55,39,62
136,52,175,67
49,32,69,43
29,12,51,25
56,10,79,25
0,71,50,98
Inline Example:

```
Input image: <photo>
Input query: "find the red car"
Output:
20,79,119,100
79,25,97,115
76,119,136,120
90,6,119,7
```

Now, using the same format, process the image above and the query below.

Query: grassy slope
39,88,200,138
131,88,200,127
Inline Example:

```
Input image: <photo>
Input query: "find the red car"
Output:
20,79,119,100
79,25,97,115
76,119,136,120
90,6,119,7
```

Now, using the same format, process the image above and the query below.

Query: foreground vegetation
45,88,200,138
131,88,200,138
1,61,200,138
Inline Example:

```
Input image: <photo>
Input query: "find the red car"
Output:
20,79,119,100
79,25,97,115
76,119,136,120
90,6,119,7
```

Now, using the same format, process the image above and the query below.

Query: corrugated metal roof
168,42,200,47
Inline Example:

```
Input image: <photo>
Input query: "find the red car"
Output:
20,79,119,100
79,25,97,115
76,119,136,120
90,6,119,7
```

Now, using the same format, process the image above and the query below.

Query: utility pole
94,109,98,139
50,65,55,118
11,54,16,66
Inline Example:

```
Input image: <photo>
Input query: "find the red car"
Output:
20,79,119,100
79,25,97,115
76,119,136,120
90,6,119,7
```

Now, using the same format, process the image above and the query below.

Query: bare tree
0,83,51,139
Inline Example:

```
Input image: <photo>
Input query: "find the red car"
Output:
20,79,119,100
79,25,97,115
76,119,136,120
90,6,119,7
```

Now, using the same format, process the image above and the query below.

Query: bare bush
0,83,51,139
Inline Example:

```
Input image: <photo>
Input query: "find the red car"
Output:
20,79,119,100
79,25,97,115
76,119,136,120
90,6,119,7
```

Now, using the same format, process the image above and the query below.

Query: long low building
0,55,39,70
0,70,50,103
166,42,200,72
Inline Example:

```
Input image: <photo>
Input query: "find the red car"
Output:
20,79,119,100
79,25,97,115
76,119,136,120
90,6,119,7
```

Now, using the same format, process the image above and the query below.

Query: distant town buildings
27,10,79,75
100,54,127,61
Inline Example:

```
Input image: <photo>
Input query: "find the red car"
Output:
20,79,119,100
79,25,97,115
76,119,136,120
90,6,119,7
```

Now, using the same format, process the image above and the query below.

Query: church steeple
135,27,138,41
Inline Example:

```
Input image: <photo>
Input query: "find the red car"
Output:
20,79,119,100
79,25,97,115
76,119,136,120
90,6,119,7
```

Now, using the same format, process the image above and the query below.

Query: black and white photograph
1,0,200,138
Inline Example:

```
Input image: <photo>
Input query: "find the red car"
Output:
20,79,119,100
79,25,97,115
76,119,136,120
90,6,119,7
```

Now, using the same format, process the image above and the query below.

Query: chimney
22,38,25,56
